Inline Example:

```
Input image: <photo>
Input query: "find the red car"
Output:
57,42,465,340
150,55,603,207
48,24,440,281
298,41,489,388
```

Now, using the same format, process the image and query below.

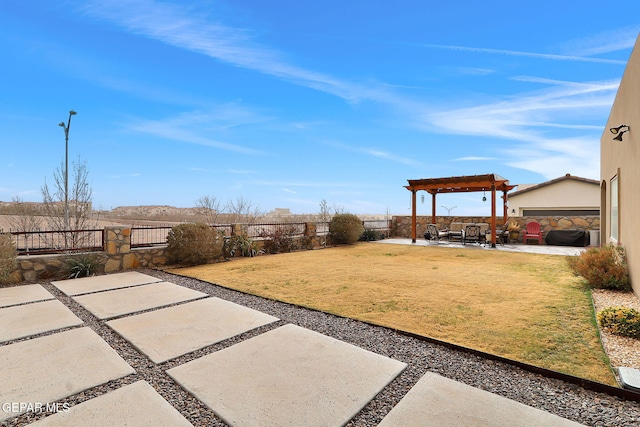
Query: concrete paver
0,327,135,422
51,271,162,296
107,297,279,363
27,381,193,426
73,281,208,319
0,299,83,343
167,323,407,426
378,372,584,426
0,284,54,308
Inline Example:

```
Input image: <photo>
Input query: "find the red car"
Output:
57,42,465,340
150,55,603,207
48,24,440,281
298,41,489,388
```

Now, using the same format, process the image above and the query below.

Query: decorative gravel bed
6,269,640,426
592,289,640,372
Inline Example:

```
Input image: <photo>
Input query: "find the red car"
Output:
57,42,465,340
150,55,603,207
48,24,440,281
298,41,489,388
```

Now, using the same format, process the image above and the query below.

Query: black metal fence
9,220,392,255
10,229,104,255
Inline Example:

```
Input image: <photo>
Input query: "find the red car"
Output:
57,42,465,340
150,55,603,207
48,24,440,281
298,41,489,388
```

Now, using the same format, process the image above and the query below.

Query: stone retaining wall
8,223,321,283
7,226,170,283
392,215,600,243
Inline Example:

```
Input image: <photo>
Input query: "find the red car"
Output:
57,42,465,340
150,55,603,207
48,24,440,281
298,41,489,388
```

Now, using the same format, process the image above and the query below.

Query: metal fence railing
9,229,104,256
9,219,393,255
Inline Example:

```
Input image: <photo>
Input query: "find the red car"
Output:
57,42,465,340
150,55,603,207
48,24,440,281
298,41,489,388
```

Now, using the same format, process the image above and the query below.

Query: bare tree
195,195,222,225
225,196,264,224
319,199,331,247
7,196,42,232
41,156,98,250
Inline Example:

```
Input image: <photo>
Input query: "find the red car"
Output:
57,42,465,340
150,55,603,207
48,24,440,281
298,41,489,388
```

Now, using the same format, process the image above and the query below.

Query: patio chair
523,221,543,245
447,222,464,243
427,224,449,243
476,223,490,244
463,224,481,245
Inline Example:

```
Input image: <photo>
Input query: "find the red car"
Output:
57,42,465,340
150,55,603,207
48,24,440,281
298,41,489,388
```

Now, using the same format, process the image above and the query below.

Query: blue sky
1,1,638,215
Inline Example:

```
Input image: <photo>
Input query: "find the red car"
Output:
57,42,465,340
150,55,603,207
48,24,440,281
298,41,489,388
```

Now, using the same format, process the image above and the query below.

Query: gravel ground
592,289,640,372
6,269,640,426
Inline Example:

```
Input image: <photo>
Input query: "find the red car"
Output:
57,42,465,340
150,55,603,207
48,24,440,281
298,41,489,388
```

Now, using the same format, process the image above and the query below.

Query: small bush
223,234,258,258
0,231,17,283
62,253,105,279
260,225,301,254
329,214,364,245
597,306,640,339
567,244,630,291
166,223,223,265
360,229,383,241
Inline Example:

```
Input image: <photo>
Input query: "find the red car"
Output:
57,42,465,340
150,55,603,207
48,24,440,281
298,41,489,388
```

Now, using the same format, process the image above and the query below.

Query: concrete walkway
0,272,585,426
378,237,587,256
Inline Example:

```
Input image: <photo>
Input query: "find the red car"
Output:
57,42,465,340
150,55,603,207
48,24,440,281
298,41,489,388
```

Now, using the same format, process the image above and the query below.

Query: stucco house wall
601,34,640,295
508,174,599,217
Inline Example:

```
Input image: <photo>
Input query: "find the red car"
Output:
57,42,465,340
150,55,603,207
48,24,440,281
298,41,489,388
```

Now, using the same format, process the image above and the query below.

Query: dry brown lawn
169,242,615,385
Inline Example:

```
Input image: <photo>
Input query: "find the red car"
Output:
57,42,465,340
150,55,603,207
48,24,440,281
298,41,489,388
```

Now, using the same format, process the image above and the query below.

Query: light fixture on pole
610,124,630,142
441,205,457,216
58,110,77,241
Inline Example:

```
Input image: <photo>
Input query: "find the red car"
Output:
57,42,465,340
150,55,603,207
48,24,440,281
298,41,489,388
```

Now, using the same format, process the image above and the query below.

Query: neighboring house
507,174,599,217
601,34,640,295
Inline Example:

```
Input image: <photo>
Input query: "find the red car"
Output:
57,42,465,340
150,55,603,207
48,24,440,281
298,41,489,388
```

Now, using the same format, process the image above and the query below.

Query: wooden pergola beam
405,173,515,247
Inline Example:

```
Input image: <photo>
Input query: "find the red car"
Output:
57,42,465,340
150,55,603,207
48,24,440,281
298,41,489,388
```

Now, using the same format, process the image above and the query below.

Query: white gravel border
592,289,640,372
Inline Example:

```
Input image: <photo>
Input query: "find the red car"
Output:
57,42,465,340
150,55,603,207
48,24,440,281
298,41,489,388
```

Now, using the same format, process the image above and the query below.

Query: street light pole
58,110,77,240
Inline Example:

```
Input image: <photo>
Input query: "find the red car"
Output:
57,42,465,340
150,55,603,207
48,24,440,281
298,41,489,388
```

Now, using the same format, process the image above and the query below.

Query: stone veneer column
104,226,137,273
304,222,317,247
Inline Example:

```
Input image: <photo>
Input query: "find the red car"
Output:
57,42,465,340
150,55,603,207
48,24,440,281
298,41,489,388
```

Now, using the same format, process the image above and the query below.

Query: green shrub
360,228,383,242
567,244,630,291
329,214,364,245
166,223,223,265
597,306,640,339
260,225,301,254
0,231,17,283
223,234,258,258
62,253,105,279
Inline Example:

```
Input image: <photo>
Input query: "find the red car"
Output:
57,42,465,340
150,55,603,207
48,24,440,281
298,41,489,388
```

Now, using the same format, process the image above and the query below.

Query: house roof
508,173,598,197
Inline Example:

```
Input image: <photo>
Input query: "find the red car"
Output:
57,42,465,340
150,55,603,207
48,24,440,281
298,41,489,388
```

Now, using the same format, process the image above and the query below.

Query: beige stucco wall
509,180,599,216
601,34,640,295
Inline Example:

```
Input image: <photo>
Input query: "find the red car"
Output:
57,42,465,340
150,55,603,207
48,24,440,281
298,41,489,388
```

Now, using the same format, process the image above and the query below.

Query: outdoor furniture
426,224,449,243
448,222,464,242
523,221,543,245
485,229,506,246
545,230,588,247
463,224,481,245
476,223,489,244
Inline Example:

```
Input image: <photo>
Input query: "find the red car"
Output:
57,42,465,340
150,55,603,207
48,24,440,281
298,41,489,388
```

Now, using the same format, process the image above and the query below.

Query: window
610,176,619,242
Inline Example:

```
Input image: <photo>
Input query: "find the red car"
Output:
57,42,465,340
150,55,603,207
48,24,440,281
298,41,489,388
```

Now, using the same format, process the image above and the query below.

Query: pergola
405,173,516,247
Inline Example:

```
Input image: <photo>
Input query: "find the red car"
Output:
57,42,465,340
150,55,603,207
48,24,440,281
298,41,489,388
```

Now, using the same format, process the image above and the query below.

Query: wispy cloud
81,0,379,103
282,188,296,194
556,27,639,56
419,43,627,65
254,179,354,188
426,78,618,179
324,141,420,166
128,110,265,155
453,156,496,161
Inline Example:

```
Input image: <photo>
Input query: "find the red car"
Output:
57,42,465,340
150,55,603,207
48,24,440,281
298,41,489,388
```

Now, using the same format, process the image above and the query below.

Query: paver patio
73,281,208,319
106,297,279,363
0,299,83,343
0,327,134,422
51,271,162,296
27,381,193,427
378,372,584,426
167,324,407,426
0,284,54,308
